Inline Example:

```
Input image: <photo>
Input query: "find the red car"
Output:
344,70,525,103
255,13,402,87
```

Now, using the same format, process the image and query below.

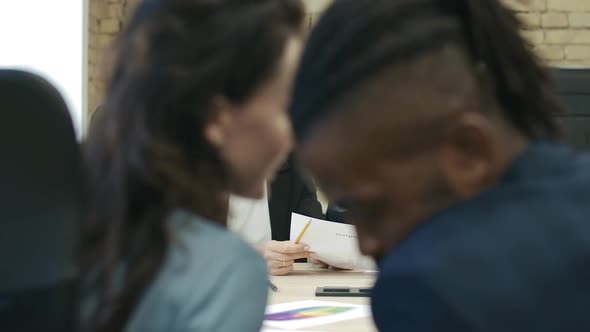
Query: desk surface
267,263,377,332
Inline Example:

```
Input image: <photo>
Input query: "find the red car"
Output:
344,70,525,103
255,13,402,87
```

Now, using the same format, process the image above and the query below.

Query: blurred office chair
552,67,590,149
0,70,83,331
326,205,347,224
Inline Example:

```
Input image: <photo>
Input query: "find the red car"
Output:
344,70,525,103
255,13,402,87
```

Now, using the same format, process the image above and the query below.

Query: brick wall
86,0,590,117
87,0,322,117
305,0,590,65
88,0,138,115
506,0,590,65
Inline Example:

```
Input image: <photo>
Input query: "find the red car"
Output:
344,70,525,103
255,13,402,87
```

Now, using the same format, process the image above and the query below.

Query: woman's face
209,36,302,199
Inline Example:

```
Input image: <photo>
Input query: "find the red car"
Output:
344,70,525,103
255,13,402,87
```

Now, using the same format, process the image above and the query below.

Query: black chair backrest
0,70,82,332
326,205,348,224
552,67,590,149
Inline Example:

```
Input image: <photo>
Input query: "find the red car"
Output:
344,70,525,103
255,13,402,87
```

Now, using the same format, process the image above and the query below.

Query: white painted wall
0,0,87,138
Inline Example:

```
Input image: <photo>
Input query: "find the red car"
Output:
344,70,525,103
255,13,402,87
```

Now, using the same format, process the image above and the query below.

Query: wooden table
266,263,378,332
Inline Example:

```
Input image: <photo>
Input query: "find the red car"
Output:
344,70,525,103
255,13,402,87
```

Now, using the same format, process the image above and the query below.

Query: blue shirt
125,209,268,332
373,142,590,331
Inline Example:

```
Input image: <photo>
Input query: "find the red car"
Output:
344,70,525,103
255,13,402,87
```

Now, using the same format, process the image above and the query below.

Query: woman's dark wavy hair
291,0,564,141
82,0,304,331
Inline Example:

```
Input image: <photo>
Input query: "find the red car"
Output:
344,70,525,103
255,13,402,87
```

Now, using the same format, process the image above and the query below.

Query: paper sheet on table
290,213,376,271
263,300,370,330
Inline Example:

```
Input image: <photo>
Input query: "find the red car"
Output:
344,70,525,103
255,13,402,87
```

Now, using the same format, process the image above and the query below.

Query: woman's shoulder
126,209,267,331
169,209,260,254
165,208,266,280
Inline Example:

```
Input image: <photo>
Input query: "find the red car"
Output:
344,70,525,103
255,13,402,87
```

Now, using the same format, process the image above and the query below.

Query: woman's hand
262,240,311,276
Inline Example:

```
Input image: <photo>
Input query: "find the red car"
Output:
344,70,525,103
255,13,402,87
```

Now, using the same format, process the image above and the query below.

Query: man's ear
205,95,235,149
438,112,495,199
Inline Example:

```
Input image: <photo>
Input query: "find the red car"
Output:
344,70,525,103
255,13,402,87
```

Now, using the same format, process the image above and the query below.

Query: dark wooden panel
551,67,590,95
552,67,590,150
560,95,590,117
558,116,590,150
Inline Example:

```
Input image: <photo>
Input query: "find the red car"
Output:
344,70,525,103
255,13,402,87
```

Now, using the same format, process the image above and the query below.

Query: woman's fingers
262,240,312,275
266,240,310,254
268,259,295,268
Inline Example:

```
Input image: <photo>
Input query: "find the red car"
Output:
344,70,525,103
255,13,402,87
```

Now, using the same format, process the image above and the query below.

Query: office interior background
1,1,590,331
0,0,589,136
88,0,590,114
87,0,590,146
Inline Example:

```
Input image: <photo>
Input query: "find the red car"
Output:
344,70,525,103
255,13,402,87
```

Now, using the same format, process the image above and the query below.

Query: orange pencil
294,219,312,244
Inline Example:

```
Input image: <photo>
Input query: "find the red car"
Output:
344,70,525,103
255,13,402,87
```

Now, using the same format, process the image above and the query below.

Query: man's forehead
295,49,477,192
297,118,384,194
296,95,429,176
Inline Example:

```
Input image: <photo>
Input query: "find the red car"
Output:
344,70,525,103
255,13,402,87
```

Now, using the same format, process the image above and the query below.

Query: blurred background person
229,155,324,276
228,155,324,246
263,155,325,275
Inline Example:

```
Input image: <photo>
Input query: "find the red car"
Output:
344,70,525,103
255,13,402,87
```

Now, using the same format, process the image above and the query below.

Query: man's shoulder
382,179,590,279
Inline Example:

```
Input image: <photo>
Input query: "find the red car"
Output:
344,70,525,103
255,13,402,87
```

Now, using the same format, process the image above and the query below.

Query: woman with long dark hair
81,1,305,331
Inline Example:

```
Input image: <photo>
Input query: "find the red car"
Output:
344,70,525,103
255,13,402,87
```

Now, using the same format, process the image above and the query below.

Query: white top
228,188,272,246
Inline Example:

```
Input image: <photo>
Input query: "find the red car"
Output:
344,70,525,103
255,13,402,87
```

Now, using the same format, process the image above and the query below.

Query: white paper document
290,213,376,271
263,300,370,330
